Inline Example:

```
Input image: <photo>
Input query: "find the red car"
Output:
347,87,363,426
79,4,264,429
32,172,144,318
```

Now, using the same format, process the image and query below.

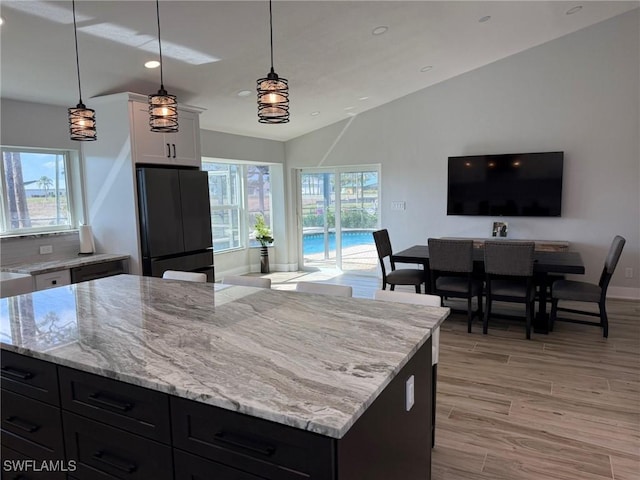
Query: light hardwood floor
253,271,640,480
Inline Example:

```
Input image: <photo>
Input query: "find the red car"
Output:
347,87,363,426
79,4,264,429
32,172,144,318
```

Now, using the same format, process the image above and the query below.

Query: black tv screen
447,152,564,217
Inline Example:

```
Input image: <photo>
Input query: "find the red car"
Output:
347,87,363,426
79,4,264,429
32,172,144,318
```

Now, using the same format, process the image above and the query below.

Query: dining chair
428,238,483,333
550,235,625,338
222,275,272,289
162,270,208,283
372,229,424,293
295,282,352,297
483,241,536,339
373,289,441,447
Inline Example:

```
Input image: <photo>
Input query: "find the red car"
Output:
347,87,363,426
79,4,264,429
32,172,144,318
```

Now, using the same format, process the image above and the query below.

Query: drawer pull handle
1,367,34,380
88,392,133,412
5,416,40,433
213,431,276,456
93,450,137,473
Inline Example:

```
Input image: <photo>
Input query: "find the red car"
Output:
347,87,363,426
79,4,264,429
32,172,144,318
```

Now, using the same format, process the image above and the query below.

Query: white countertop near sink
0,271,33,298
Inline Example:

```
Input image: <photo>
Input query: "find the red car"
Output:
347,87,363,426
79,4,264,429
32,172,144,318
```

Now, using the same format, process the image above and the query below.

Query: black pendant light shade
149,0,178,132
257,0,289,124
68,0,96,141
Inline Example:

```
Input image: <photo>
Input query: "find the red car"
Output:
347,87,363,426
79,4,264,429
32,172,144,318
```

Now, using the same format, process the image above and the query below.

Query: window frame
0,146,78,236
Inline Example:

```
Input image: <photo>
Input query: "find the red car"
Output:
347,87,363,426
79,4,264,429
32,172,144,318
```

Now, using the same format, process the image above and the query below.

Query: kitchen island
0,274,449,479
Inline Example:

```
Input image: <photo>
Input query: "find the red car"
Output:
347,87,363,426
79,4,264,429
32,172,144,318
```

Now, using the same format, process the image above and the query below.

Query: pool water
303,231,373,255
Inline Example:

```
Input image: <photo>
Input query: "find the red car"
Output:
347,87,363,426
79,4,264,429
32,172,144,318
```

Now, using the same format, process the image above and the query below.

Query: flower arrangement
253,214,274,247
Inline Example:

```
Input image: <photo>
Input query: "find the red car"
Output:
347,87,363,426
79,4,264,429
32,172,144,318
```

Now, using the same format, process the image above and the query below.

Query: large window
1,147,76,235
202,160,272,252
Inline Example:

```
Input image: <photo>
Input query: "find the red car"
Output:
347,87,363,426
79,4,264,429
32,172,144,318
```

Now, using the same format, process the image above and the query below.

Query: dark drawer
174,449,268,480
171,397,333,480
1,389,64,460
58,367,170,443
62,412,172,480
0,351,59,405
0,445,67,480
70,260,126,283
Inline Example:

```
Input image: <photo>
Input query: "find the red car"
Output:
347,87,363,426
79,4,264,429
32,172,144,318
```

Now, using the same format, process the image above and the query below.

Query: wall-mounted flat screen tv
447,151,564,217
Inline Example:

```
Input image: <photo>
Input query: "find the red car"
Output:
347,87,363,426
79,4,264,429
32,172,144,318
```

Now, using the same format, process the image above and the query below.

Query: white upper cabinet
131,101,201,167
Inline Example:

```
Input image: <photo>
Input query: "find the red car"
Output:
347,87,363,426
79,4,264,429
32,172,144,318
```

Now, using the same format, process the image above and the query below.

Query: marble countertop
0,274,449,438
1,253,129,275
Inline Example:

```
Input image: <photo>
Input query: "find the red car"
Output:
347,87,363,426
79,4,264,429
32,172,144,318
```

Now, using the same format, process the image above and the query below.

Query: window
1,147,77,235
202,160,272,253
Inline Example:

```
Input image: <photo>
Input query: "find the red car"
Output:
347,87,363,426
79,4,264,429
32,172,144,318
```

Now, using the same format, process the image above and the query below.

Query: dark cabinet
174,450,269,480
1,351,59,405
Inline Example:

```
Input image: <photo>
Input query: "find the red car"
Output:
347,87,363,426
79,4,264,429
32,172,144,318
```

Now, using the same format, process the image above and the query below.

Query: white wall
200,129,291,278
285,10,640,298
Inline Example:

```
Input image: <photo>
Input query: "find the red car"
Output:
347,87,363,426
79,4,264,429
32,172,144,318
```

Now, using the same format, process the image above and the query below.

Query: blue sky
9,152,66,190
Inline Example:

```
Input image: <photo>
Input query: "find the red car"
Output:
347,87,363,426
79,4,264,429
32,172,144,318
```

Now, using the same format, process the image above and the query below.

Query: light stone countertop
1,253,129,275
0,274,449,438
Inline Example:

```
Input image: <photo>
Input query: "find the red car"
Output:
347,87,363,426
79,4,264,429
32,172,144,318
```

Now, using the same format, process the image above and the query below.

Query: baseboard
607,286,640,300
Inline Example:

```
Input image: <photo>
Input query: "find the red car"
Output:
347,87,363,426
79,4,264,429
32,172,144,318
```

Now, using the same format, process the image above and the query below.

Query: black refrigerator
136,166,214,281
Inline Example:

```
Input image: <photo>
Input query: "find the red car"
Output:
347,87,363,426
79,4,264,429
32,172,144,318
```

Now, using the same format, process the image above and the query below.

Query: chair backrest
372,229,392,260
373,289,441,365
162,270,208,283
484,241,535,277
428,238,474,273
295,282,352,297
373,289,440,306
222,275,272,288
599,235,626,289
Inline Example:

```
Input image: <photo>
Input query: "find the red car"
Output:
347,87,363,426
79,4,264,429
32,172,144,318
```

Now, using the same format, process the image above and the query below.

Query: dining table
392,244,585,334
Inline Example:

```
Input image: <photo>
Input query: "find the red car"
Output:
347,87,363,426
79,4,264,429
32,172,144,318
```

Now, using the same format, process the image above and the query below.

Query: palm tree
37,176,53,197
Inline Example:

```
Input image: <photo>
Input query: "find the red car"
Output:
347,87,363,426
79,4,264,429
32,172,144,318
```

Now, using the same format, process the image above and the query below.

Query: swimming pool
303,231,374,255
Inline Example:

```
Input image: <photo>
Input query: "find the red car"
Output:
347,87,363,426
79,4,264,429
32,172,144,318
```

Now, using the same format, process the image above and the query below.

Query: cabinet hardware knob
213,431,276,456
88,392,133,412
172,143,176,158
1,366,34,380
5,416,40,433
93,450,137,473
166,143,171,158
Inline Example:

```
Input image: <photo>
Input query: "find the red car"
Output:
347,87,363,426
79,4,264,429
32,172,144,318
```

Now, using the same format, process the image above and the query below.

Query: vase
260,246,270,273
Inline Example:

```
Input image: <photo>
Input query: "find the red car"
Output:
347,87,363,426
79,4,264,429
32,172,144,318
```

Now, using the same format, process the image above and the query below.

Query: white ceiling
1,1,637,141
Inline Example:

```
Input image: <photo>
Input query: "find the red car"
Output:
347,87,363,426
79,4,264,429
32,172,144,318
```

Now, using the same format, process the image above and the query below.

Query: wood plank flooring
250,271,640,479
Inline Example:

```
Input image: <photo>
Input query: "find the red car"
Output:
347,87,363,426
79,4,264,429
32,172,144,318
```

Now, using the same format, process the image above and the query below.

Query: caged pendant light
148,0,178,132
257,0,289,124
68,0,96,141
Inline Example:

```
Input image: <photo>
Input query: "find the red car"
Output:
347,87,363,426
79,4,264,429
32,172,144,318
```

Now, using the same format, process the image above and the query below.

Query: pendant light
148,0,178,132
68,0,96,141
257,0,289,124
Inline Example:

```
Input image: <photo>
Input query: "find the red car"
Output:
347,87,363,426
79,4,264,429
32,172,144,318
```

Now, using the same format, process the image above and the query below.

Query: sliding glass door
298,166,380,273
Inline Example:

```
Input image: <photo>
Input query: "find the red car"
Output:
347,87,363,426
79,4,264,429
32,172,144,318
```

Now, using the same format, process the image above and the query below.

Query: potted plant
253,214,274,273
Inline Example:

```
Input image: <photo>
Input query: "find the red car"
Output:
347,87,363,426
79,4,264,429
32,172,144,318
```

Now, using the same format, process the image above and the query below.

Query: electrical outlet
405,375,415,412
625,267,633,278
391,201,406,211
39,245,53,255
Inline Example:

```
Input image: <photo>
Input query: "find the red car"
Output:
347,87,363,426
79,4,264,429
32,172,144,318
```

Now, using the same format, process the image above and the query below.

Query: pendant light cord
72,0,83,103
155,0,165,89
269,0,274,72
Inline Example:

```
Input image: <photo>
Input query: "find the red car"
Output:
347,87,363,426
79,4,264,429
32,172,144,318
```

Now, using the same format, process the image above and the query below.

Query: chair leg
390,284,395,291
483,296,491,334
549,299,558,332
467,297,473,333
476,293,483,320
525,301,532,340
415,284,421,294
382,280,387,291
599,300,609,338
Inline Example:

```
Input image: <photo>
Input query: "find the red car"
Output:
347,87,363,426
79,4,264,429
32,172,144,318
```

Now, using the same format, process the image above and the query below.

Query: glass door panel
300,172,336,269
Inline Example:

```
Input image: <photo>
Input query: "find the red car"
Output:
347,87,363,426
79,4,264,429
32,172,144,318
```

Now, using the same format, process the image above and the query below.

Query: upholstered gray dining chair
428,238,483,333
222,275,272,288
483,241,536,339
373,229,424,293
550,235,625,338
162,270,208,282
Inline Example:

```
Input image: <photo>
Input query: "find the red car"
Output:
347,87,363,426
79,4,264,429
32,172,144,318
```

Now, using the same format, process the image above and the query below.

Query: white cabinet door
34,270,71,291
167,110,200,167
131,101,173,165
131,101,200,167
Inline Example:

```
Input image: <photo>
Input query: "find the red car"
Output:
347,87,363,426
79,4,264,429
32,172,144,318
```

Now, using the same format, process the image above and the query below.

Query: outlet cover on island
625,267,633,278
39,245,53,255
405,375,415,412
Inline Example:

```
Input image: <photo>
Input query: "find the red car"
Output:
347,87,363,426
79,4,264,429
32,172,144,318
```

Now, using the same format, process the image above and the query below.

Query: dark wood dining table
392,245,585,334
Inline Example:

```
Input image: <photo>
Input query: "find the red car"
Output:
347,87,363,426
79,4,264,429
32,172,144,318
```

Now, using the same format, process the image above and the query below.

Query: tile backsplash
1,231,80,265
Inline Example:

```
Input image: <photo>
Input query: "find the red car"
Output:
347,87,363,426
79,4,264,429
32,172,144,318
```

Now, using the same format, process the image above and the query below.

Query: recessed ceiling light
359,96,369,101
346,112,357,117
566,5,583,15
344,106,355,111
237,90,252,97
310,111,320,116
144,60,160,69
0,17,5,26
372,26,388,36
420,65,433,73
479,16,491,23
